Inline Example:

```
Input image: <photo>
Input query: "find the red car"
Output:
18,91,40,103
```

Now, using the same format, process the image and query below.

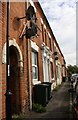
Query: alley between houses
14,81,73,119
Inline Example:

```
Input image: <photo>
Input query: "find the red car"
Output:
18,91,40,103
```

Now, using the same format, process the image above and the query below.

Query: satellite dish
26,6,36,20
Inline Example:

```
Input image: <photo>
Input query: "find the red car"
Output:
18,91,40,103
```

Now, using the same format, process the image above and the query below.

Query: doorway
9,45,21,115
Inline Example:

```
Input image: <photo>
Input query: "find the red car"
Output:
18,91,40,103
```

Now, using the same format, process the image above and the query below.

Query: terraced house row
0,0,67,119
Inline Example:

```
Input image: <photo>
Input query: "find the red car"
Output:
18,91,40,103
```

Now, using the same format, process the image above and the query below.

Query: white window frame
31,41,41,85
32,51,38,81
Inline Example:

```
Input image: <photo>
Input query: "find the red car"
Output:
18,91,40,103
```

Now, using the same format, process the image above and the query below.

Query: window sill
33,80,41,85
51,78,55,83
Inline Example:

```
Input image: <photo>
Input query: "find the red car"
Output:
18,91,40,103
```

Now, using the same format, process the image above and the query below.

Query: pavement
13,81,74,119
23,81,74,119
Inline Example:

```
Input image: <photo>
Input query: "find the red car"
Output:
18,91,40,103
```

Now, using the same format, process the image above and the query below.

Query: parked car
73,94,78,119
71,74,78,92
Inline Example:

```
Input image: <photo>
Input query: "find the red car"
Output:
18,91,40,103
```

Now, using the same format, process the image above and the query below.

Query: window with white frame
50,62,54,79
32,50,38,80
56,64,60,80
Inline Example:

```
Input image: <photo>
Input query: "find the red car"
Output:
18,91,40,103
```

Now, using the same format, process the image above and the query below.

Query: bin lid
41,84,49,86
42,82,52,85
34,83,49,87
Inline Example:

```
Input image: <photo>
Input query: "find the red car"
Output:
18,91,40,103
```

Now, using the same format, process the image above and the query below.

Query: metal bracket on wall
19,22,28,39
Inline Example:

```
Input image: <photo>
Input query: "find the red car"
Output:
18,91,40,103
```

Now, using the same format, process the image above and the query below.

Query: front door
43,57,50,82
9,46,20,115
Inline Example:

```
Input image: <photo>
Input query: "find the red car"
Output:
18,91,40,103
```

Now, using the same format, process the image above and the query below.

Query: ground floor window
50,62,54,79
32,50,38,81
56,64,60,80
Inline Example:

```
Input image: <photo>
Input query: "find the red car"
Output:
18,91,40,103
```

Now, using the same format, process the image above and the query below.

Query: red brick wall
0,2,2,119
9,1,29,113
1,1,66,119
2,2,29,119
2,3,7,119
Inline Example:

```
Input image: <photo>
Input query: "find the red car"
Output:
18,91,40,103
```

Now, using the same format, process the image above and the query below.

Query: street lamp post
5,1,12,120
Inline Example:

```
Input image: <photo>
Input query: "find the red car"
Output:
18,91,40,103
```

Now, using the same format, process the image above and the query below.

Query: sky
39,0,77,66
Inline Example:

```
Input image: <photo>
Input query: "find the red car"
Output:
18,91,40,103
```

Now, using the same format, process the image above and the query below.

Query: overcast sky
39,0,77,66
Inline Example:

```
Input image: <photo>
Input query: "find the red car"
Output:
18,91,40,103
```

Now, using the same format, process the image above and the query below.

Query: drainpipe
5,0,12,120
27,0,32,110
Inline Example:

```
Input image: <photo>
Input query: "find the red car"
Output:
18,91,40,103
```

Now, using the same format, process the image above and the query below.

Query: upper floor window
44,29,47,45
41,24,44,42
48,37,52,51
50,39,52,51
54,46,57,52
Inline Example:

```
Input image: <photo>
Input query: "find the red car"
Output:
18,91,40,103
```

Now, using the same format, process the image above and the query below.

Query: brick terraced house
0,0,67,119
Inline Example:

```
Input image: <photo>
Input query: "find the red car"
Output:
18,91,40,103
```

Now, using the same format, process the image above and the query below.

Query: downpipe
5,0,12,120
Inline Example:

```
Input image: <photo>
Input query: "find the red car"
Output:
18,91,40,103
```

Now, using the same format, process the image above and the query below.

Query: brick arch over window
2,39,23,67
